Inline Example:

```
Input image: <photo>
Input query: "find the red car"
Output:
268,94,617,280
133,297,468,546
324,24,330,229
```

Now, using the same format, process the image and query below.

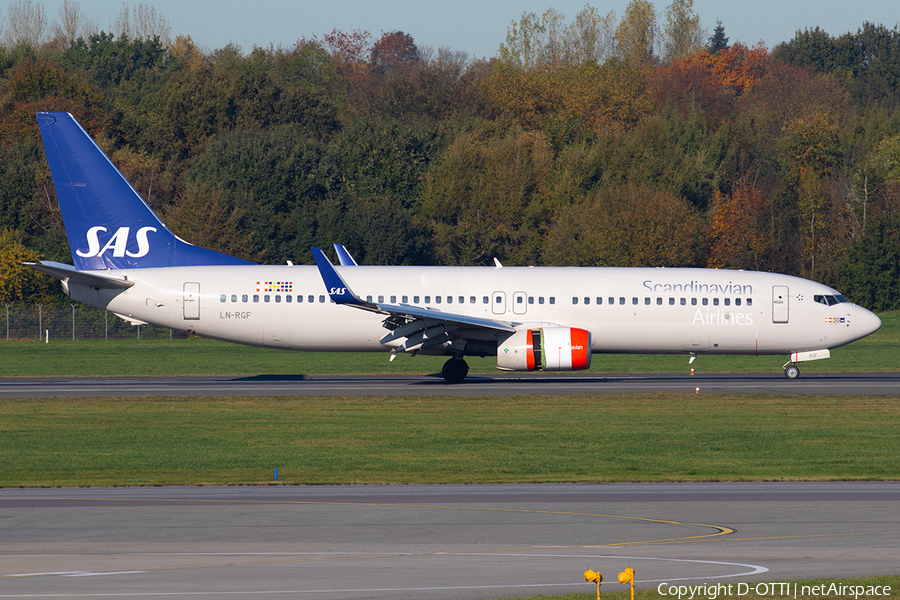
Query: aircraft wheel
784,364,800,379
441,358,469,384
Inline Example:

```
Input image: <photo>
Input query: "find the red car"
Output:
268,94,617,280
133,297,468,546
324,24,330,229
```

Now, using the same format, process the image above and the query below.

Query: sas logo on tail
77,226,158,258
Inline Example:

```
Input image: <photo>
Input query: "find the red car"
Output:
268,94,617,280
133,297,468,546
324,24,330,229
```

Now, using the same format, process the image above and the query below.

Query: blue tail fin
37,112,254,270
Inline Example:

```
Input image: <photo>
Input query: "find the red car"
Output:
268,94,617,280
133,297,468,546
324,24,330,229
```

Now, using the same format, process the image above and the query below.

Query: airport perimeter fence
2,304,188,342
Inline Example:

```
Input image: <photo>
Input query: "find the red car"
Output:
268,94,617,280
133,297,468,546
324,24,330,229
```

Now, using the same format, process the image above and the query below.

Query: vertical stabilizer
37,112,253,270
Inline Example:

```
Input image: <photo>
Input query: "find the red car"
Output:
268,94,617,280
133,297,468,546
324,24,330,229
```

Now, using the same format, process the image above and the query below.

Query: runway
1,483,898,599
4,372,900,398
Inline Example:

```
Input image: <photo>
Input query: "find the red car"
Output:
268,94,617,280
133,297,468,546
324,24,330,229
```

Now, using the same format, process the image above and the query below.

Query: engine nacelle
497,327,592,372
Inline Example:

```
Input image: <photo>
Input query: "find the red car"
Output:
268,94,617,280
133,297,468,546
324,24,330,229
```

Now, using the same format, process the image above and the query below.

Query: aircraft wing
24,261,135,289
311,247,514,355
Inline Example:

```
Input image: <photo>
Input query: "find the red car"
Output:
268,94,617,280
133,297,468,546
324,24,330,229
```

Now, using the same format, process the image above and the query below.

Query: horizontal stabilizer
24,261,134,289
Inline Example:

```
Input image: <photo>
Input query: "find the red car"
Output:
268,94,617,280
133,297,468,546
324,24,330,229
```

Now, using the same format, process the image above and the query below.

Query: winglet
311,247,378,310
333,243,359,266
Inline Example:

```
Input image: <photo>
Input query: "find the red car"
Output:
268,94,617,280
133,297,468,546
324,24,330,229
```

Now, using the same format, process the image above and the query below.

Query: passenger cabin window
275,295,281,303
220,294,226,303
656,297,663,305
644,297,650,305
319,295,325,303
483,296,489,304
573,297,579,305
286,295,292,303
253,294,260,303
597,297,603,305
539,297,545,305
308,295,314,303
242,295,248,303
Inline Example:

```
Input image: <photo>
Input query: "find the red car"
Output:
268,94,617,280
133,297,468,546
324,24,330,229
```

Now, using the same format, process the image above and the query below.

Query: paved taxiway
4,372,900,397
1,483,898,599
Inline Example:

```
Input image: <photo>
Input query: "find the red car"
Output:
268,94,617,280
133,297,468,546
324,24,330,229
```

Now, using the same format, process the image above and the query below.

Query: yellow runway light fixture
619,567,635,600
584,569,602,600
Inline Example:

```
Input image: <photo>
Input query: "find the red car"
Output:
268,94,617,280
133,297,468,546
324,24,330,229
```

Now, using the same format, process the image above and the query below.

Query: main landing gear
441,357,469,384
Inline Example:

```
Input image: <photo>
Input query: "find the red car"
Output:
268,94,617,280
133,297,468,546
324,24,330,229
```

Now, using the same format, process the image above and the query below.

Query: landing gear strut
441,357,469,384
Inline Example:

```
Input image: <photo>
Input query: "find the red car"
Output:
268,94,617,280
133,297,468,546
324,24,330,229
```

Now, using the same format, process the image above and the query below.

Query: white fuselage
63,265,880,358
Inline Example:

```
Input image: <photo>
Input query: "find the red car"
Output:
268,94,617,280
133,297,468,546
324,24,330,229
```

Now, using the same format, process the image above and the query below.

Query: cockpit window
814,294,849,306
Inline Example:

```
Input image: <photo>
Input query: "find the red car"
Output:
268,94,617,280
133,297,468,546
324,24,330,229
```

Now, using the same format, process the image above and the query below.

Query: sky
24,0,900,59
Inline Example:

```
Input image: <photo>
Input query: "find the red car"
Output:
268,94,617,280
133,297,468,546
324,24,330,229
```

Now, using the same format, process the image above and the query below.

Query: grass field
2,394,898,487
1,311,898,377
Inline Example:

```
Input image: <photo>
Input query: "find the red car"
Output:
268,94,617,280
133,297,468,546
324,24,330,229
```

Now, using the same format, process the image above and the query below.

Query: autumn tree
371,31,419,73
0,229,58,304
543,184,705,266
562,5,618,66
662,0,704,62
418,128,553,266
779,112,848,279
615,0,657,66
498,10,554,70
485,59,652,140
706,177,771,270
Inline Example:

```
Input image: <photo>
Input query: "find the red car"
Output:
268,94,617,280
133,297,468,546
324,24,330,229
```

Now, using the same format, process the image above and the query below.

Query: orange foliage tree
706,177,771,270
484,60,652,136
651,42,770,122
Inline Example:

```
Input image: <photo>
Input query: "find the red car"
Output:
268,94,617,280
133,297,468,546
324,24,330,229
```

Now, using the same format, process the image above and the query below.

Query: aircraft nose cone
856,306,882,339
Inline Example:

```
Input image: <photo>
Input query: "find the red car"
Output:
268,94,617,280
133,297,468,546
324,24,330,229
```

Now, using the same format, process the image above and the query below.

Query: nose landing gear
783,363,800,379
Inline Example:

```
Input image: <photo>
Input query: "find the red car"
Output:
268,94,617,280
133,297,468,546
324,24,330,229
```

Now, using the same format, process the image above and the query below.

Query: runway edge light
584,569,602,600
619,567,635,600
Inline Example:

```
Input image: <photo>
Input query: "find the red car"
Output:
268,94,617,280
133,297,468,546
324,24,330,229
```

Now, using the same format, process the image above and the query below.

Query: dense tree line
2,1,900,309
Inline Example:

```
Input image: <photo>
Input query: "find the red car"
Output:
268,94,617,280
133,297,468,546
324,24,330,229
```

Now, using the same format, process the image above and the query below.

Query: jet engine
497,327,591,371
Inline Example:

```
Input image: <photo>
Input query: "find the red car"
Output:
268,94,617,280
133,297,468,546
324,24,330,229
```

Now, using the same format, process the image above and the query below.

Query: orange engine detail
496,327,592,372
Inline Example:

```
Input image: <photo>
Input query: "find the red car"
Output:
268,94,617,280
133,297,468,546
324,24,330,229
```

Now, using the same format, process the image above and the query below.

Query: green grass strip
2,395,898,487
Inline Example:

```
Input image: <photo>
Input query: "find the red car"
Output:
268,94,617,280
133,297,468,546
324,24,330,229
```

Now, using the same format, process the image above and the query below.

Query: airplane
26,112,882,383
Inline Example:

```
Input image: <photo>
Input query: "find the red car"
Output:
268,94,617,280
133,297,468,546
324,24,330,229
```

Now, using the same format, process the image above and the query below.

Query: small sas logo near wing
824,317,846,324
256,281,293,292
